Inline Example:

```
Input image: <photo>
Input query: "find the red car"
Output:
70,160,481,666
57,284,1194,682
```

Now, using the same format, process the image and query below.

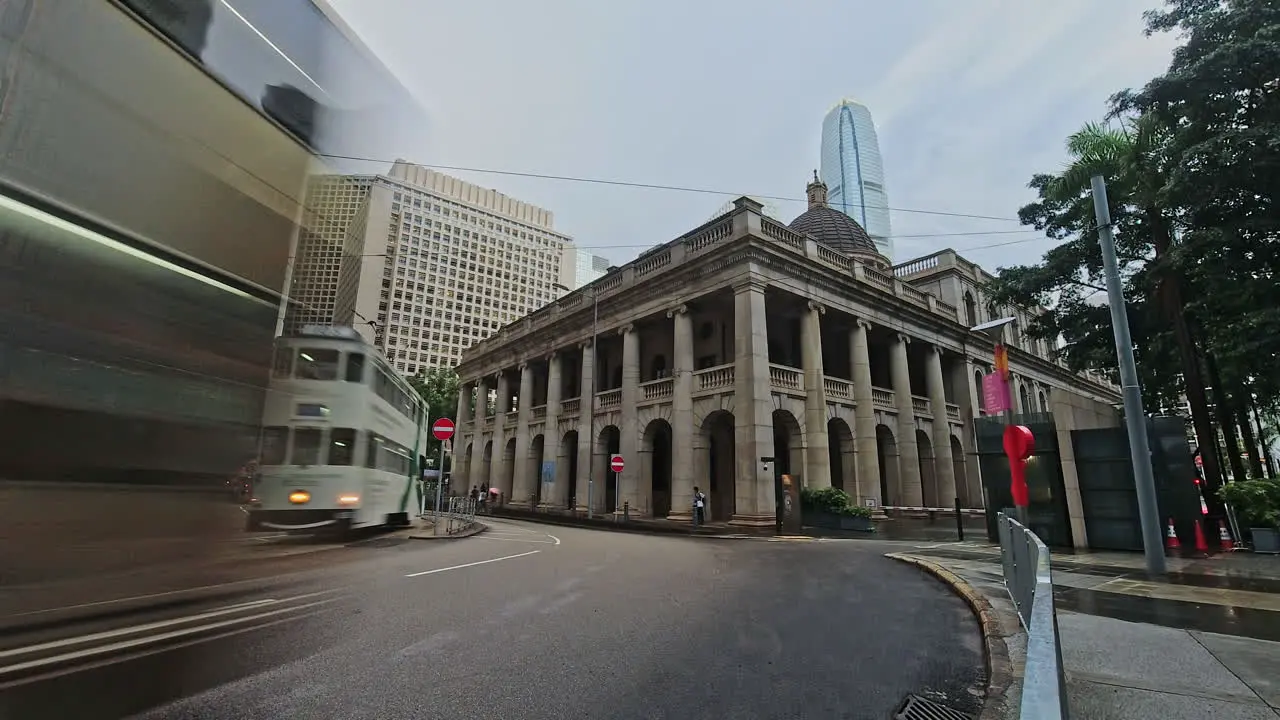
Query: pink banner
982,372,1011,413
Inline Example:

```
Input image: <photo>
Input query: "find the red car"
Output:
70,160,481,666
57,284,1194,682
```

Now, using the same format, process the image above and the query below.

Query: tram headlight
288,491,311,505
337,494,360,506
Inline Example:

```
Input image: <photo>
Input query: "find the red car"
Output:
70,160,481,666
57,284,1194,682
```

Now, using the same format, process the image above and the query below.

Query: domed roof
788,172,879,255
789,205,880,255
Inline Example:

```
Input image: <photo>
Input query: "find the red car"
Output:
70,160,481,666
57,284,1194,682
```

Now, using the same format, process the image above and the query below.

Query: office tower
567,249,610,289
285,161,575,374
819,99,893,258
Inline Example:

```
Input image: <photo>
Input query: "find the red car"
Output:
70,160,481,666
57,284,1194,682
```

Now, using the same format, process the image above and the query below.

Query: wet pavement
885,541,1280,719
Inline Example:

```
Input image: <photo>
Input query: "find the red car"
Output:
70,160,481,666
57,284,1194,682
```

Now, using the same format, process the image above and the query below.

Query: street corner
885,552,1015,720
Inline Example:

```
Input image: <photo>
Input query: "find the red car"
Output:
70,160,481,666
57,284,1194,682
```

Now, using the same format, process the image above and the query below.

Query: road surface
1,520,985,719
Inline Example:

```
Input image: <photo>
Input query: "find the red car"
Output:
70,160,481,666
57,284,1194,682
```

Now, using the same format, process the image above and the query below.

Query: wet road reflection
1054,586,1280,642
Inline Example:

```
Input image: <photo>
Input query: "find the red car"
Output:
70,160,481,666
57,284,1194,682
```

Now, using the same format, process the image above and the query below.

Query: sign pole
430,417,457,537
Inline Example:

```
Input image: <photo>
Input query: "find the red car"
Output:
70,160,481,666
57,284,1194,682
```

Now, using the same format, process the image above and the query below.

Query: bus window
296,348,340,380
272,348,293,378
328,428,356,466
261,426,289,465
292,428,323,466
345,353,366,383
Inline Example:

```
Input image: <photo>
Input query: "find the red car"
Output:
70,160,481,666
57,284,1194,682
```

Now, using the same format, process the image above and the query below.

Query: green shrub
799,486,872,518
1218,479,1280,530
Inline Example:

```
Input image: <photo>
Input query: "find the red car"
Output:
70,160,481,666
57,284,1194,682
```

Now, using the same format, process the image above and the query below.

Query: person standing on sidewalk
692,487,706,527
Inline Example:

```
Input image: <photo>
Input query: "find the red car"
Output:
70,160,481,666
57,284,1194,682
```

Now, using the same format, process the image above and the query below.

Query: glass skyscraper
819,99,893,258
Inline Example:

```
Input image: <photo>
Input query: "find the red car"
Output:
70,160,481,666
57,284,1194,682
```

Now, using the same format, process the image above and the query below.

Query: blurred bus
0,0,426,594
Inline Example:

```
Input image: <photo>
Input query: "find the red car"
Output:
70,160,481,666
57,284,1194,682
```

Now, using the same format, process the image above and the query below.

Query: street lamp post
1090,174,1166,575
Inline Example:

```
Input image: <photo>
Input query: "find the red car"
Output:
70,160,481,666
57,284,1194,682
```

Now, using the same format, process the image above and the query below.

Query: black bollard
955,497,964,542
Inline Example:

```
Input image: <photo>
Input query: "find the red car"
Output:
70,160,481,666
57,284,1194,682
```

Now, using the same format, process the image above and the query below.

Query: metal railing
423,496,478,536
998,512,1070,720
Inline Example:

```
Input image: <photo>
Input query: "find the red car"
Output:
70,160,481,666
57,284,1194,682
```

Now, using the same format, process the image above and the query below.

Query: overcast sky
327,0,1178,271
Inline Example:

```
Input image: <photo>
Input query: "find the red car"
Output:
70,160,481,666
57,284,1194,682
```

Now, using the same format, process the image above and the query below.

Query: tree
408,367,460,463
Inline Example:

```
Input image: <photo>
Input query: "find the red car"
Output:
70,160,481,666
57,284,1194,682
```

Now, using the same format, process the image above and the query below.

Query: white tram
247,326,428,534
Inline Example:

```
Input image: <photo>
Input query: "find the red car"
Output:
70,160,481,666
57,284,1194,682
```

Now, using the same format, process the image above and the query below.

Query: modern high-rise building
284,161,576,375
819,99,893,258
566,249,610,289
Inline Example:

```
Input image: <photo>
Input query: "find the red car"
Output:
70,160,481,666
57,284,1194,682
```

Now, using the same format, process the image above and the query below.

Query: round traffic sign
609,454,625,473
432,417,456,441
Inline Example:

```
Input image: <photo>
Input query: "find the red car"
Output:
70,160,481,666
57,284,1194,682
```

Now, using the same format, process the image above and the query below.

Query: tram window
296,348,340,380
365,433,381,469
272,348,293,378
292,428,323,466
345,353,366,383
328,428,356,466
261,426,289,465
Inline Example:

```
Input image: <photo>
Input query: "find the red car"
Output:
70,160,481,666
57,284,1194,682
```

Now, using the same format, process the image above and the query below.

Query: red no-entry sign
432,418,456,441
609,454,625,473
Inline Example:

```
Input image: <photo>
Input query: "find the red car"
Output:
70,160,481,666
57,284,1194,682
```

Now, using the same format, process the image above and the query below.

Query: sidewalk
888,541,1280,719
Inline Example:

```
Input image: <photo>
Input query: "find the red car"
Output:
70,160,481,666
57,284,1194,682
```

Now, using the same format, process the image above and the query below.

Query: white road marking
0,598,337,678
0,592,335,660
547,534,562,546
473,536,559,545
404,550,540,578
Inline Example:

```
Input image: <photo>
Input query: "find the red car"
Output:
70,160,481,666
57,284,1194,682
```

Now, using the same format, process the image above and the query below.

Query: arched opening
771,409,803,486
528,434,546,507
559,431,578,510
1019,383,1031,414
1038,390,1047,413
916,429,936,508
963,292,977,327
876,425,898,506
480,441,493,491
460,442,473,490
950,435,967,507
595,425,621,514
642,419,673,518
827,417,855,493
974,369,986,416
501,437,517,501
700,411,736,522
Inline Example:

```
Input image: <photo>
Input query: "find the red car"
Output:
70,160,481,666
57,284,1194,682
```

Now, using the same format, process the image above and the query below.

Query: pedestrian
692,486,706,527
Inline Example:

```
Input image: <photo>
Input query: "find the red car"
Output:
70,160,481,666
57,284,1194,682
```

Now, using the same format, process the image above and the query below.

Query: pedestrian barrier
997,512,1069,720
424,496,478,535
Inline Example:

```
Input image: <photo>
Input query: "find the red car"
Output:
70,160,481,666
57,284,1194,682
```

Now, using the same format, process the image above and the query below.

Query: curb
885,553,1014,720
486,510,761,539
408,522,490,540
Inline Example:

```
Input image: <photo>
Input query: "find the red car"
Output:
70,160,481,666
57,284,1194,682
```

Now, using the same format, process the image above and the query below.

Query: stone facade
454,191,1121,527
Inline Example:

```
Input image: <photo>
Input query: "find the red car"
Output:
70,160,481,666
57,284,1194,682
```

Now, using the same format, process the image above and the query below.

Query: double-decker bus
247,326,428,534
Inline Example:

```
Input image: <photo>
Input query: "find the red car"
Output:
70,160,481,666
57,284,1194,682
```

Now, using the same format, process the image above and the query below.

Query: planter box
804,510,874,533
1251,527,1280,554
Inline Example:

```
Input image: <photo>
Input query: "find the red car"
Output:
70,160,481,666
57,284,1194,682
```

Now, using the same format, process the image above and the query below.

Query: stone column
849,320,881,507
618,324,641,515
731,281,776,526
468,377,489,491
667,305,695,520
454,382,472,486
511,363,535,505
575,341,596,513
890,333,923,506
801,301,831,489
489,371,510,496
542,352,565,509
926,346,957,506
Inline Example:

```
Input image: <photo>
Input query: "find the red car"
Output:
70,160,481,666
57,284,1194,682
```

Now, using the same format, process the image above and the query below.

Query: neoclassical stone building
453,178,1120,527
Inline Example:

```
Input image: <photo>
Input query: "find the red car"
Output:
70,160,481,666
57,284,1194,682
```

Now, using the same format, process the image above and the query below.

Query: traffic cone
1217,520,1234,552
1194,518,1210,553
1165,518,1181,551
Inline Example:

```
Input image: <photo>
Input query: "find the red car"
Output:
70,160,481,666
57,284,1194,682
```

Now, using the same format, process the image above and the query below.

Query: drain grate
894,694,974,720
